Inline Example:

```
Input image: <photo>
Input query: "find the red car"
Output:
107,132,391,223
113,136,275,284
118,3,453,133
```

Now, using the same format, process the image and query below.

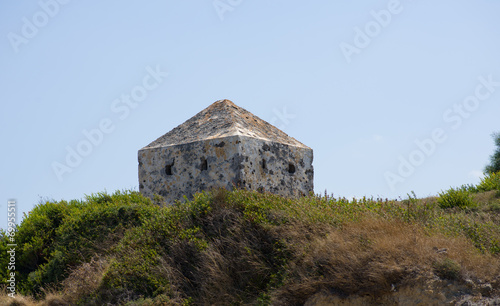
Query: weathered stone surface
138,99,313,203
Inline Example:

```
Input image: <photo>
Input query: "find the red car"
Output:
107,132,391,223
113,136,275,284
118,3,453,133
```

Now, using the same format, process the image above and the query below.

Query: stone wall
238,136,313,197
138,135,242,202
138,135,313,203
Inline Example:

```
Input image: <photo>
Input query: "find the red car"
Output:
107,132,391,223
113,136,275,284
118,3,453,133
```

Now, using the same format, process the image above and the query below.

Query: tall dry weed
59,256,109,304
272,218,500,305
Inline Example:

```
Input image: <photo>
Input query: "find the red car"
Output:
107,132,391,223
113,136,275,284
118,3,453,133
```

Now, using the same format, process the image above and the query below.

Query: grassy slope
1,173,499,305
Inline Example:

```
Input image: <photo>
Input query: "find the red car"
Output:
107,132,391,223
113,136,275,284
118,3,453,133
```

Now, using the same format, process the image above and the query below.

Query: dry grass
59,256,109,304
0,257,108,306
472,190,498,203
0,293,36,306
272,218,500,305
0,290,67,306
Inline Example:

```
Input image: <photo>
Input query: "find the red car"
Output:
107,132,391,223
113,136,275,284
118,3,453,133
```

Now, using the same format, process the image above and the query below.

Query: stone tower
138,99,313,203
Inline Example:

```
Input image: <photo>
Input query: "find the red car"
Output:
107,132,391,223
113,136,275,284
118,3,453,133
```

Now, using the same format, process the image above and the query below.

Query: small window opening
165,164,173,175
262,159,266,170
288,163,296,174
201,158,208,171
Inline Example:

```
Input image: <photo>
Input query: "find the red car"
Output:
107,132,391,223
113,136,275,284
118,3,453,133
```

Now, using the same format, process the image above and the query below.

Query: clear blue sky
2,0,500,229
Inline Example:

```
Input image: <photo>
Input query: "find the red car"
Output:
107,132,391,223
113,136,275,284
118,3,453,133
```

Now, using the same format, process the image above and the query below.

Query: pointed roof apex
143,99,309,149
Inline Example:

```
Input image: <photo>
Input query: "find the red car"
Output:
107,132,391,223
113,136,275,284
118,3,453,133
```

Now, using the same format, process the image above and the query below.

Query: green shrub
484,132,500,175
433,258,461,280
438,188,476,209
476,172,500,192
8,191,157,295
14,200,75,293
0,231,10,283
460,183,478,193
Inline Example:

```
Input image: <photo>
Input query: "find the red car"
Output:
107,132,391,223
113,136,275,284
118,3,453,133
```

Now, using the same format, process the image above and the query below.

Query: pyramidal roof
143,99,309,149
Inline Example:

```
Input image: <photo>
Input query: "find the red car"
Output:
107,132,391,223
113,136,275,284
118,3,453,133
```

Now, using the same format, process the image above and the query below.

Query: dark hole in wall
288,163,296,174
201,157,208,171
165,164,173,175
262,159,266,170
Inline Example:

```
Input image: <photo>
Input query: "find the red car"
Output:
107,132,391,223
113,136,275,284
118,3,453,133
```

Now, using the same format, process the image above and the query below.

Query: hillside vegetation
1,173,500,305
